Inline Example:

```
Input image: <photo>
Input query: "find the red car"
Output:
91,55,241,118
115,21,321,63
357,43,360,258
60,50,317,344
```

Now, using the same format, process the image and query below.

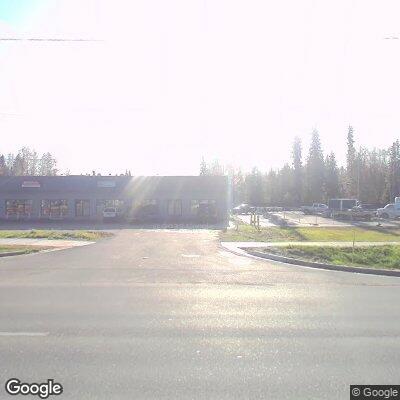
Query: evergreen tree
278,164,294,206
245,167,264,205
0,148,58,176
346,125,357,197
0,155,7,175
305,130,325,202
230,168,246,206
365,148,388,204
199,157,208,175
12,154,25,175
386,140,400,201
17,147,31,175
6,153,14,174
264,169,278,205
28,149,39,175
291,136,303,205
324,152,339,200
209,159,224,176
38,152,57,176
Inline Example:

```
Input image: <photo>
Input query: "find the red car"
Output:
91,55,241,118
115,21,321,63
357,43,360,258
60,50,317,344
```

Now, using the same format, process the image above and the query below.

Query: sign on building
97,180,116,188
22,181,41,188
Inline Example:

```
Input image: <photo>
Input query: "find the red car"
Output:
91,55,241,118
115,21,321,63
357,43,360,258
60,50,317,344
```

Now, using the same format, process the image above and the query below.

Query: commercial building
0,175,229,224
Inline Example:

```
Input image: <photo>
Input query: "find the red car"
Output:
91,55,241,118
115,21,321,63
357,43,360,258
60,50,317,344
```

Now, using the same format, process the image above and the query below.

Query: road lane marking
181,254,201,258
0,332,49,337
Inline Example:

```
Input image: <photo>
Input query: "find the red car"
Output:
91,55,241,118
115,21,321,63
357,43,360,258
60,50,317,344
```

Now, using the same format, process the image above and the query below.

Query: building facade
0,175,228,224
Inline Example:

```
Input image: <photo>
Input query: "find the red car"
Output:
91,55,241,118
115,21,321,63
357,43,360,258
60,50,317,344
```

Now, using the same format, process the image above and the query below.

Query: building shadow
0,220,228,231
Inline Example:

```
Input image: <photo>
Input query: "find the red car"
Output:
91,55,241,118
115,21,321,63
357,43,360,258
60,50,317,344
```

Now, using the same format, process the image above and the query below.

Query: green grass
0,245,46,254
296,227,400,242
0,230,111,241
264,245,400,270
220,224,400,243
220,224,303,242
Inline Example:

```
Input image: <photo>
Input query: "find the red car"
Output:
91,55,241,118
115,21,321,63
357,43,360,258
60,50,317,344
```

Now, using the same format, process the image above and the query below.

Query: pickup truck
301,203,328,215
232,204,251,215
376,204,400,219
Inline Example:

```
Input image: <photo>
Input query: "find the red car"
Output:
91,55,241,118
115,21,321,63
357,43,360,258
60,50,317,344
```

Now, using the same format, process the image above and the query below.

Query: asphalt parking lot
0,229,399,399
238,211,400,228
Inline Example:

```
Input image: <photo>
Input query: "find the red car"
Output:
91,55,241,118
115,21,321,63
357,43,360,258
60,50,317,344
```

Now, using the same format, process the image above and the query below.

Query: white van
377,201,400,219
103,207,118,220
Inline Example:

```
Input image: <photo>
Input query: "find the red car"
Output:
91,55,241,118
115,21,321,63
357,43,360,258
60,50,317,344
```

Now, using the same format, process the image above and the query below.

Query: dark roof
0,176,228,198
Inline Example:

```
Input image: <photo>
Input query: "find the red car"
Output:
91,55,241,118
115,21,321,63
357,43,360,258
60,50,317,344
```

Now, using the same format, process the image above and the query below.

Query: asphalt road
0,229,399,400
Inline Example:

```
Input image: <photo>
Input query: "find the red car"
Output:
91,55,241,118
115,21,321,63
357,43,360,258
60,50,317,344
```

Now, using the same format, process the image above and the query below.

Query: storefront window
167,199,182,216
96,199,124,215
5,200,33,217
41,200,68,218
75,200,90,217
190,200,217,218
130,199,158,218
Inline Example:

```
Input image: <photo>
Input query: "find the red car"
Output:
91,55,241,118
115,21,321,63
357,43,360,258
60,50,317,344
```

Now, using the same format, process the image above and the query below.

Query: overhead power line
0,37,101,42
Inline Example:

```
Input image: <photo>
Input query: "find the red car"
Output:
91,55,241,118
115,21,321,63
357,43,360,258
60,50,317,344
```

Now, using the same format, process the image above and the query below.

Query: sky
0,0,400,175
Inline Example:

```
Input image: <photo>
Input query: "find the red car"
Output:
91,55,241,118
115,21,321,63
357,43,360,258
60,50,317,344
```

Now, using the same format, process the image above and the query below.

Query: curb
0,250,28,258
245,249,400,277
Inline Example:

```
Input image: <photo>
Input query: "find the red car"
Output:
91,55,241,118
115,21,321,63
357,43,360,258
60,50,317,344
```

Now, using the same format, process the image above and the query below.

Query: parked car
376,204,400,219
103,207,119,221
349,205,375,221
232,204,251,215
358,203,381,211
301,203,328,215
264,206,284,212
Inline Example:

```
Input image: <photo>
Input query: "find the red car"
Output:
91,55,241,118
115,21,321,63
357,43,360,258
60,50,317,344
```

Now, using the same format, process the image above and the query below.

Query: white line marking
181,254,201,258
0,332,49,337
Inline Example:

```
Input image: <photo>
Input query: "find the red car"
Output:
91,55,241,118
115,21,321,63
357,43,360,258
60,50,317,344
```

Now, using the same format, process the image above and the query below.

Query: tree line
0,147,133,177
200,126,400,207
0,147,58,176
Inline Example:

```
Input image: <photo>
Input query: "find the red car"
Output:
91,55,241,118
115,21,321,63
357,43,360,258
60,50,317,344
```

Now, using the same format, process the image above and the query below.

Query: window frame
41,199,69,218
5,199,33,217
96,199,124,215
167,199,182,216
75,199,91,217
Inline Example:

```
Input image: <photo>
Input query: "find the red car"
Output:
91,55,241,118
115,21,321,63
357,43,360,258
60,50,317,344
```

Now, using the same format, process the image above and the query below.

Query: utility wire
0,37,101,42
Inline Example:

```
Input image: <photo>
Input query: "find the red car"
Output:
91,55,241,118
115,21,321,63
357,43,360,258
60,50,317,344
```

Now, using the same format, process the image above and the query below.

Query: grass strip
0,230,110,241
221,225,400,243
0,245,49,255
263,245,400,270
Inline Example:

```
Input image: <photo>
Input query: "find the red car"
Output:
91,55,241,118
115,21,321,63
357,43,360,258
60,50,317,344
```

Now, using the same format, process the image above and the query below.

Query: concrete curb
0,250,29,258
245,249,400,277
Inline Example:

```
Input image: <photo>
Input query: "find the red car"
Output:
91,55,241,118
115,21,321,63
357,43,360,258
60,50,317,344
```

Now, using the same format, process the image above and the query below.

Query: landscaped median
221,224,400,275
0,230,111,241
258,244,400,270
0,230,111,257
0,245,51,257
221,224,400,243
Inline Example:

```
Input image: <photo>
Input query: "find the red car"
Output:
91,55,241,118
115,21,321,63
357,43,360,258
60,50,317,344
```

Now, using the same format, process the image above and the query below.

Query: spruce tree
305,130,325,202
346,125,357,197
324,152,339,200
291,136,303,205
199,157,208,175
